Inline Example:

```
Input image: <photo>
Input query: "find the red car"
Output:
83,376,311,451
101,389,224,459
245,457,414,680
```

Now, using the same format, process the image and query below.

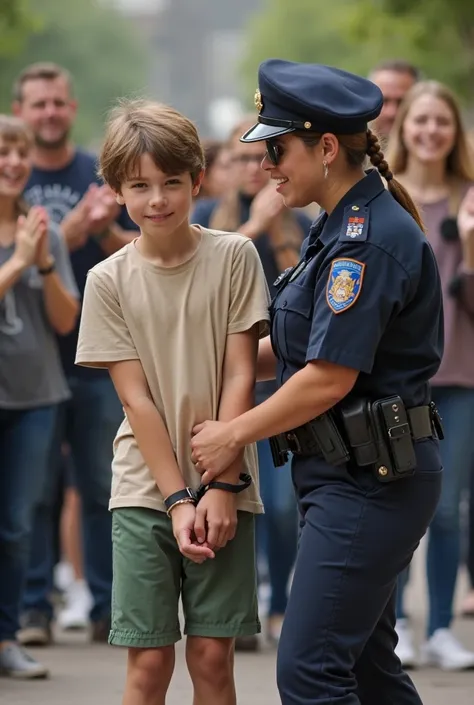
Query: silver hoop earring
323,160,329,179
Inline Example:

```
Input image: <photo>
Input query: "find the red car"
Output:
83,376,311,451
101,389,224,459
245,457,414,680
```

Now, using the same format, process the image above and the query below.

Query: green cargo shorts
109,507,260,648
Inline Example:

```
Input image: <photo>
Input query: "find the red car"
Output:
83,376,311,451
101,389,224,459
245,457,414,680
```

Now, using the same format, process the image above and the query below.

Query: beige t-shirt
75,227,270,513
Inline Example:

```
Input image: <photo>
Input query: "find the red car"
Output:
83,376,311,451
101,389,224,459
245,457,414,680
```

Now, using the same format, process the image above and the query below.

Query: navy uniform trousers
276,438,442,705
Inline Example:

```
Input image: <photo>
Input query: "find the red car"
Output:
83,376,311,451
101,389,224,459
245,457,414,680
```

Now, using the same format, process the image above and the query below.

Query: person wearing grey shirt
0,115,79,680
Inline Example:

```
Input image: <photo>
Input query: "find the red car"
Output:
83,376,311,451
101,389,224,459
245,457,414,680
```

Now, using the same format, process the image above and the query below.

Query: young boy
75,99,270,705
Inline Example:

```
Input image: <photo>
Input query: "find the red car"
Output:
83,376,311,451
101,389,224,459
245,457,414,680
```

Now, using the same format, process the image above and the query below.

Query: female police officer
191,59,444,705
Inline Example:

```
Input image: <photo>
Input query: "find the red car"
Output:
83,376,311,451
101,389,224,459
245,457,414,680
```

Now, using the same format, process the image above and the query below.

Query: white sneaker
57,580,92,631
395,619,417,668
0,643,49,679
420,629,474,671
53,561,75,593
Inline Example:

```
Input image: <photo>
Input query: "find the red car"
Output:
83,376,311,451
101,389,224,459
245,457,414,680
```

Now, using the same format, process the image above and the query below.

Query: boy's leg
111,508,182,704
123,646,175,705
186,637,235,705
183,510,259,705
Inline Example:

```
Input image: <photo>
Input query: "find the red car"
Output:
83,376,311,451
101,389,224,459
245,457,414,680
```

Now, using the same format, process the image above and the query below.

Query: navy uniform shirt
271,170,444,408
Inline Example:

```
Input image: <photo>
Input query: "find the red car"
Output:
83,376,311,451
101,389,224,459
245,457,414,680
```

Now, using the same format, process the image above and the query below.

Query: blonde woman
387,81,474,670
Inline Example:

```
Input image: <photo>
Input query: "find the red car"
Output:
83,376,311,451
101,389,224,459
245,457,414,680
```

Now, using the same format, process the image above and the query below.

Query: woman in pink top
387,81,474,670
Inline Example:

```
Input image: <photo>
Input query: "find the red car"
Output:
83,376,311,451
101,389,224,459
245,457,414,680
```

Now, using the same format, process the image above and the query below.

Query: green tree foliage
242,0,474,102
0,0,150,145
342,0,474,97
0,0,37,57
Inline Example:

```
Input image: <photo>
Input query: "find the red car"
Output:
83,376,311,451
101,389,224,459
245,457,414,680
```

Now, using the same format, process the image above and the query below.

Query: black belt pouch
339,398,379,466
371,396,417,477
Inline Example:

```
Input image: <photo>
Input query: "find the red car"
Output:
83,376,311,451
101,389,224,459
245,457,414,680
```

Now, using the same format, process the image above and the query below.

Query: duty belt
269,397,443,483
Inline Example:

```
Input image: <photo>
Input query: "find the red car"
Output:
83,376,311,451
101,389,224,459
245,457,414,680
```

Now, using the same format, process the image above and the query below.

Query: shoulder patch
339,205,369,242
326,258,365,314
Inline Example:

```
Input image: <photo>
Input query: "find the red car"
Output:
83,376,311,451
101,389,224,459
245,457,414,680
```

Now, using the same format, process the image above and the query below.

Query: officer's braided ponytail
298,128,425,232
366,130,393,181
366,129,424,231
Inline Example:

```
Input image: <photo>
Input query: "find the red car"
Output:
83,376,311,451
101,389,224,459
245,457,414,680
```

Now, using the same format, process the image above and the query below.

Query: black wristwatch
196,473,252,501
164,487,198,516
38,257,56,276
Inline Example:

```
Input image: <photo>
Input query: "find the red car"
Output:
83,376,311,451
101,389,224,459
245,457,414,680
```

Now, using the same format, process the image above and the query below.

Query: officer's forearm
230,359,358,447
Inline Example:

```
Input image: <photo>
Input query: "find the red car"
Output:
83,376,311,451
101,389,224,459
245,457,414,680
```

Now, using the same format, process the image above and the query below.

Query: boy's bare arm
193,325,258,550
108,359,185,498
216,325,259,481
108,359,214,562
257,335,277,382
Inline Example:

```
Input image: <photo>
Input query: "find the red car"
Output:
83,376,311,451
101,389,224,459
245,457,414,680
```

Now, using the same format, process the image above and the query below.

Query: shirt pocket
273,283,314,364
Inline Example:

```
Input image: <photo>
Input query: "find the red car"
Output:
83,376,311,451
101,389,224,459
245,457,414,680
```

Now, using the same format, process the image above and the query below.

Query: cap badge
254,89,263,114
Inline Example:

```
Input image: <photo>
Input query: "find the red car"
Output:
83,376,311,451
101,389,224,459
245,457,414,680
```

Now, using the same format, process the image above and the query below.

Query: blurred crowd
0,57,474,680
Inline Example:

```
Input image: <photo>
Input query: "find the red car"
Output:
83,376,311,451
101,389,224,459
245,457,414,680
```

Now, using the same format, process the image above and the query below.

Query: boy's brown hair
99,99,205,192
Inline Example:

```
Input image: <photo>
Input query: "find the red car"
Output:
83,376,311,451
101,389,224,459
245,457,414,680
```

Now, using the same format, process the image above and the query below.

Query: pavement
1,545,474,704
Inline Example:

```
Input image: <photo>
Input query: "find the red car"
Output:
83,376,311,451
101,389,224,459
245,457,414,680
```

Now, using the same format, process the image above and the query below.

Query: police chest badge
326,258,365,314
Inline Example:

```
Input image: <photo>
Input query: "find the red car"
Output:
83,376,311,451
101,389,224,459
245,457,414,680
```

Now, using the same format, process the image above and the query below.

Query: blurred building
109,0,263,138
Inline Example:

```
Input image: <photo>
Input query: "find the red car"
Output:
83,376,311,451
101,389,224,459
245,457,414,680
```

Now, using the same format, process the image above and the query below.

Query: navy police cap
241,59,384,142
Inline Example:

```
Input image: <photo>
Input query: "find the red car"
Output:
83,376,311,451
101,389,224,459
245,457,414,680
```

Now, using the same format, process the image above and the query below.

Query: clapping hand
61,184,120,250
13,206,49,270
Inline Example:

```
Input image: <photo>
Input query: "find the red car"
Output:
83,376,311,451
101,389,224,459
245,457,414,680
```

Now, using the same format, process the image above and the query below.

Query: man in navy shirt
13,62,138,645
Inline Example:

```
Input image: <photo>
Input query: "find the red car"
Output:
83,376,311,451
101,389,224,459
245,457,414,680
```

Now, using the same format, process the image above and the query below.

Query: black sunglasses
265,139,284,166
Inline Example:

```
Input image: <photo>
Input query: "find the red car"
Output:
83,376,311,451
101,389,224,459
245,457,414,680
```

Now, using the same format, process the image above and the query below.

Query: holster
268,410,350,467
291,412,350,466
340,396,419,482
269,434,289,468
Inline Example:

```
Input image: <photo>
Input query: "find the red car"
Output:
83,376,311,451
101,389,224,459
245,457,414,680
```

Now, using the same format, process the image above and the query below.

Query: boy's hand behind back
170,503,215,564
194,490,238,551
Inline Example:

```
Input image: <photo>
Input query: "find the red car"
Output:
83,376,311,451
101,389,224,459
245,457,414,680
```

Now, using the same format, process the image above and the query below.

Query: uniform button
282,300,287,308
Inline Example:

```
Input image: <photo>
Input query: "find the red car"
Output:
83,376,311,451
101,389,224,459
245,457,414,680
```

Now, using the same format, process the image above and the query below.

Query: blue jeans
468,460,474,587
396,387,474,635
0,405,58,641
256,439,298,616
23,376,124,622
